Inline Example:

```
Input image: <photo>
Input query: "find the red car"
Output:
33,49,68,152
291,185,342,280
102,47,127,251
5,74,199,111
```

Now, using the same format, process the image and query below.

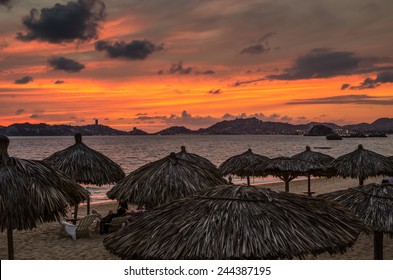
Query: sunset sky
1,0,393,132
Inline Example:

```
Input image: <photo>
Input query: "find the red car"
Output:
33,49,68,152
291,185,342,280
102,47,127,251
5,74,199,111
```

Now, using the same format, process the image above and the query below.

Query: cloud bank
16,0,106,44
14,76,33,84
95,39,164,60
48,57,85,73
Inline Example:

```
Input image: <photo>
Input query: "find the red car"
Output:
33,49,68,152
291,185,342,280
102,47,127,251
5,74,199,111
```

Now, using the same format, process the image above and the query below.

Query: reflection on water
7,135,393,203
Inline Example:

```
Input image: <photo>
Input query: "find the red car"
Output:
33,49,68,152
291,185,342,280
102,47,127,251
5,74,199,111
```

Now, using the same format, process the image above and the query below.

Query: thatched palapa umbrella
330,144,393,186
246,157,321,192
292,146,334,196
218,148,269,185
104,184,366,259
0,135,88,259
319,183,393,259
107,152,227,209
176,146,217,171
44,133,125,215
389,156,393,167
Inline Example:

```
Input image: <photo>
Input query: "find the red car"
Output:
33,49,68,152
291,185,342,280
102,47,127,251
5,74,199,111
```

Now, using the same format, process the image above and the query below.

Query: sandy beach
1,176,392,260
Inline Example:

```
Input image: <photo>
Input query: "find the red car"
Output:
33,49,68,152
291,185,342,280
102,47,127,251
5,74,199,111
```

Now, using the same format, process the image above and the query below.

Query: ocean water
7,135,393,204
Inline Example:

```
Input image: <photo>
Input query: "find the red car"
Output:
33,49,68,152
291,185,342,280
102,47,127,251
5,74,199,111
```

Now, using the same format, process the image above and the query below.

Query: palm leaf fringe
330,144,393,180
0,135,87,232
107,152,227,207
44,133,125,185
318,183,393,235
218,148,269,177
104,185,366,260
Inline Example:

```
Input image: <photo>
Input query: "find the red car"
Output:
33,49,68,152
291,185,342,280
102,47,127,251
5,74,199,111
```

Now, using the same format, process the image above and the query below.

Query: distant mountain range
1,117,393,136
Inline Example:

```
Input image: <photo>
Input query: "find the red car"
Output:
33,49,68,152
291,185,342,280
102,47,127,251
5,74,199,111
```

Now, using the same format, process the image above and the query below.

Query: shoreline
86,176,342,205
1,176,392,260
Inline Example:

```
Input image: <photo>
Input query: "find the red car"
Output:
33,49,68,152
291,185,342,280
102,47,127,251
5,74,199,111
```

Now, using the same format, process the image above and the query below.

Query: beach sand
1,176,392,260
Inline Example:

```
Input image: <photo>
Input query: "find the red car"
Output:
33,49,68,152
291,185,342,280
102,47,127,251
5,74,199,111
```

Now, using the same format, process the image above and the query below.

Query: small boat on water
326,134,342,140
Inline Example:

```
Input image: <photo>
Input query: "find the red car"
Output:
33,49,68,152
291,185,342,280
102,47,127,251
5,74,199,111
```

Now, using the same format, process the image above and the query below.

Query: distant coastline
1,117,393,136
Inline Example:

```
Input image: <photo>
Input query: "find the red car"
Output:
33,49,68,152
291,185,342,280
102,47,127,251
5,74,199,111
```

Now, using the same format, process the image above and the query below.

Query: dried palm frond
292,146,334,166
331,144,393,185
291,146,335,195
0,135,87,259
104,184,366,260
218,148,269,176
176,146,217,170
318,183,393,259
107,152,227,208
44,133,125,185
245,157,321,192
318,183,393,234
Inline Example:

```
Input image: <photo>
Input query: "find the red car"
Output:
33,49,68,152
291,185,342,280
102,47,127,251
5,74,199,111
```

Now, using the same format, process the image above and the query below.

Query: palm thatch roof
104,184,366,260
291,146,335,195
318,183,393,259
247,156,321,176
0,135,88,259
330,144,393,185
319,183,393,234
245,157,322,192
176,146,218,171
107,152,227,208
218,148,269,176
46,164,90,206
292,146,334,166
44,133,125,186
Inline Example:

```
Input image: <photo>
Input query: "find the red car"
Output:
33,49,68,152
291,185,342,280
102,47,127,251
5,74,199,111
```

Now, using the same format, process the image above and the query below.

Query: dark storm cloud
349,78,377,90
349,71,393,90
16,0,106,44
374,71,393,83
257,32,276,43
14,76,33,84
341,83,350,90
232,78,265,87
15,109,25,115
54,80,64,84
95,40,164,60
198,70,215,75
240,32,276,55
268,48,363,80
287,94,393,105
48,57,85,73
208,89,221,94
169,61,192,74
240,44,270,55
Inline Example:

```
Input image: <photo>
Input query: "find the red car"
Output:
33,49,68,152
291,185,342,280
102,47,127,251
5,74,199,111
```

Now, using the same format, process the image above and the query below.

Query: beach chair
61,214,98,240
106,216,129,233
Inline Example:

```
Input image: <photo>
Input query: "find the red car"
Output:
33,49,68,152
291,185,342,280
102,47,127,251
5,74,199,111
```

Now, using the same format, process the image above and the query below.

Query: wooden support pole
374,231,384,260
7,228,14,260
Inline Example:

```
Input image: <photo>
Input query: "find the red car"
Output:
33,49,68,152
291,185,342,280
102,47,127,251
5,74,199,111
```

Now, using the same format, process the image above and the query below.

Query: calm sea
7,135,393,204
